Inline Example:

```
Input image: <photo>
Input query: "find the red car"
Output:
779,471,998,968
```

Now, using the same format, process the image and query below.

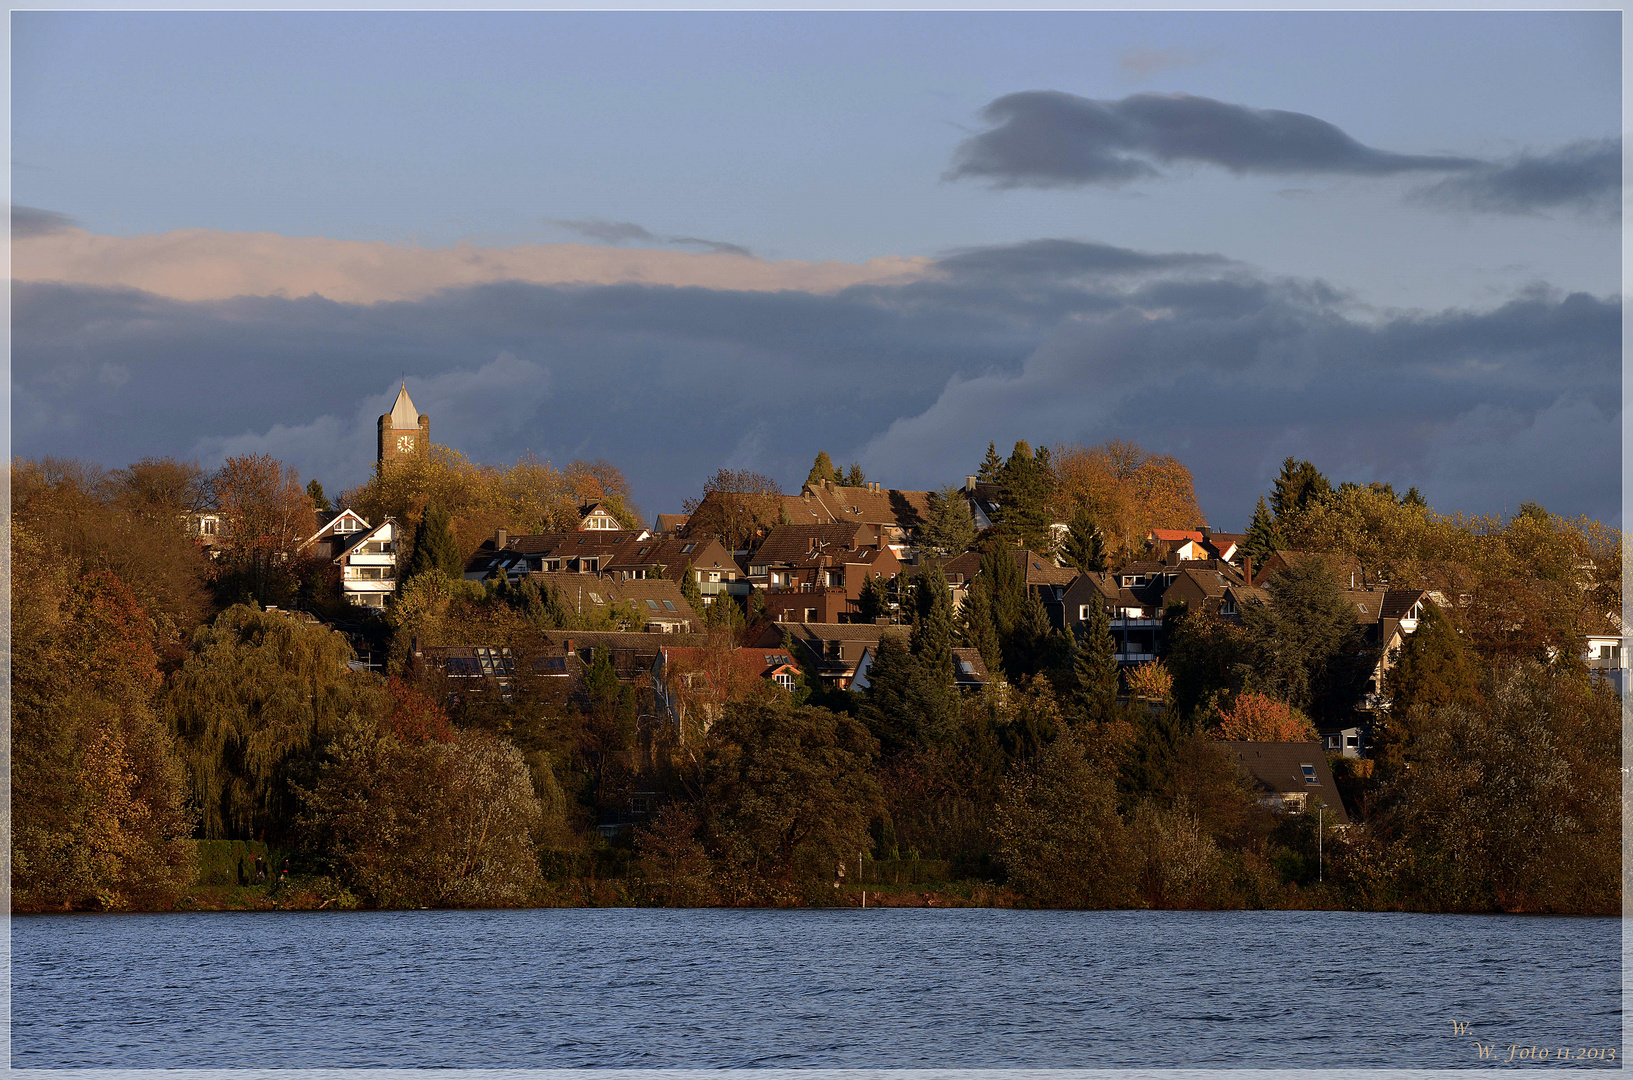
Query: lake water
11,908,1621,1069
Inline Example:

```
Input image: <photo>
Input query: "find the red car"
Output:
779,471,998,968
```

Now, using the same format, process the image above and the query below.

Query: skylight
1301,764,1318,785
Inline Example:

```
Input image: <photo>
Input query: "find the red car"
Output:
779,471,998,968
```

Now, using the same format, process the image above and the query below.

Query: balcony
344,579,395,593
1111,617,1161,628
767,583,845,595
348,552,396,566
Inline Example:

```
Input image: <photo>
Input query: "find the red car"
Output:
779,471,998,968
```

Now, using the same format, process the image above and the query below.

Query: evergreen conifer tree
856,573,888,623
306,479,331,513
1270,457,1332,521
403,505,464,585
1062,504,1106,573
1072,592,1121,724
922,486,977,555
960,579,1002,679
993,441,1054,551
1244,495,1281,570
1376,603,1482,772
977,442,1003,482
909,562,956,687
806,452,841,488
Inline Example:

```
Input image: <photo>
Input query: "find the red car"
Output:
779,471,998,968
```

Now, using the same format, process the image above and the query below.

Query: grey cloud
12,239,1618,529
936,238,1229,280
1414,138,1621,219
948,91,1480,188
13,205,78,238
550,218,754,257
550,218,661,244
669,236,754,258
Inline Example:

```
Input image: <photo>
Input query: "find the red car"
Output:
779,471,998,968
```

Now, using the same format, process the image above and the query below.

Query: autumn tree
13,458,215,655
1052,440,1201,562
12,538,196,911
701,697,881,897
1212,692,1317,742
993,729,1132,908
683,468,785,550
298,722,545,908
213,453,316,605
166,605,385,842
109,456,213,518
1367,664,1619,913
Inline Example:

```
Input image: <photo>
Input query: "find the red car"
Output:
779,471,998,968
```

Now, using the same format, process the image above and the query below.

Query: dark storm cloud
12,205,78,238
13,238,1618,528
1414,138,1621,219
946,91,1480,188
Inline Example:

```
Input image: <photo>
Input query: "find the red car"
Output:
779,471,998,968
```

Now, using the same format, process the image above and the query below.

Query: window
662,600,677,611
773,671,795,690
1345,736,1359,749
201,518,218,536
681,543,696,554
1079,605,1090,620
709,572,721,583
589,592,603,604
1301,764,1318,785
646,599,660,611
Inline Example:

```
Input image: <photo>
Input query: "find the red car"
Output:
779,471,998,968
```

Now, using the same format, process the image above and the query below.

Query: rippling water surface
12,908,1620,1068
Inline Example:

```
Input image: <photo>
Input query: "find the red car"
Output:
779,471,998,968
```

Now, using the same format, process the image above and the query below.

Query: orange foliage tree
1052,440,1202,563
1212,691,1317,742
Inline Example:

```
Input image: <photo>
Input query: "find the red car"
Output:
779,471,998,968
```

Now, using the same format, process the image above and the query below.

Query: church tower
378,382,430,471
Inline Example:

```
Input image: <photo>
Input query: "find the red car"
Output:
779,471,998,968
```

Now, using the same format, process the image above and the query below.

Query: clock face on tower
397,435,416,454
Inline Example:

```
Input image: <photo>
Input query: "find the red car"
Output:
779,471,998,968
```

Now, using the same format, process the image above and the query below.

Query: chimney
496,528,509,549
1243,555,1253,587
965,475,977,492
562,637,574,657
1200,525,1211,540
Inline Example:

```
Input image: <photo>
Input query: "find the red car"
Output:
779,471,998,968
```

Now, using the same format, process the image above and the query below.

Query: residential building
778,479,935,557
528,573,700,633
1215,741,1351,824
938,547,1076,625
752,620,910,688
578,502,623,531
744,522,902,624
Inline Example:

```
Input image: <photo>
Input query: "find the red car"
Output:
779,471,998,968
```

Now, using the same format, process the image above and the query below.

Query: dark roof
1378,589,1430,620
653,513,691,535
789,482,936,533
951,647,989,686
749,523,876,566
529,573,698,627
941,547,1074,588
1214,741,1350,825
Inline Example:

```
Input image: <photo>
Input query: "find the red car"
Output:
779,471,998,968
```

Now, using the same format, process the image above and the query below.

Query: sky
10,10,1623,529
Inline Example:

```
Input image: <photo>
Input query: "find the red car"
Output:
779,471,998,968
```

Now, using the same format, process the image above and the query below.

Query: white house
300,510,400,610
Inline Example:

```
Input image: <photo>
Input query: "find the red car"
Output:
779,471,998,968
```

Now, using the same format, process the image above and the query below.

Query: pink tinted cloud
12,227,932,304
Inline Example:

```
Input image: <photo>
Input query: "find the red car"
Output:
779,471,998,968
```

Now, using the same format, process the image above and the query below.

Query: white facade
336,518,399,610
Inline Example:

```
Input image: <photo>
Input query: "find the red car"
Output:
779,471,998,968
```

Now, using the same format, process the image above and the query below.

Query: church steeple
378,380,430,470
388,382,419,430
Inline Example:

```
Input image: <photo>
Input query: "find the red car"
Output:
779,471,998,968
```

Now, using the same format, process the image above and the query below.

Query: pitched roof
941,547,1074,588
749,522,876,566
387,383,420,428
654,513,691,535
1214,741,1350,825
788,482,935,533
1150,528,1206,543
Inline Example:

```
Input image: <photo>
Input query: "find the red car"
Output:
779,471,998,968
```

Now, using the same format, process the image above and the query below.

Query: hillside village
12,382,1624,914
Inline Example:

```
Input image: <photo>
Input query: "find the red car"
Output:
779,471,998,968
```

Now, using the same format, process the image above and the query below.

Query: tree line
9,445,1620,914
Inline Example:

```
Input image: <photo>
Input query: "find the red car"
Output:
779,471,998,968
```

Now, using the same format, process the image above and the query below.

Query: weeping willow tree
165,605,388,841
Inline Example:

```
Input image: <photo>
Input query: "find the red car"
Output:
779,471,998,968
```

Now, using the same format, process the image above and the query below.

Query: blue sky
11,11,1622,527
